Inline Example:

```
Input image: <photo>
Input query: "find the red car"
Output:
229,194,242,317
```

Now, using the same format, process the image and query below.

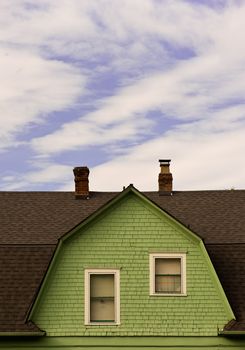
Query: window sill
85,322,120,326
150,293,187,297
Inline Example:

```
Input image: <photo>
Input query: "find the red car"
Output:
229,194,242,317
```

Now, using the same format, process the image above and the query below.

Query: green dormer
30,186,233,337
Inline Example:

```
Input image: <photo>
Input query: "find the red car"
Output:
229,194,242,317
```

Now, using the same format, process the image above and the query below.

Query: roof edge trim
219,330,245,336
28,242,62,321
0,331,45,337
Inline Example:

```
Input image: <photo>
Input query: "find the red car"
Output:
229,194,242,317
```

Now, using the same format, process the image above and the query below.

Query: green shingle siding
33,193,230,336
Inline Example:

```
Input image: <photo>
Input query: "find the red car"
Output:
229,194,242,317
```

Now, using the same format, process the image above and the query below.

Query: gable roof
0,189,245,332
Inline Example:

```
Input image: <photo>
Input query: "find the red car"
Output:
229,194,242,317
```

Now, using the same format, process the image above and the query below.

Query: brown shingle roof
0,245,54,332
146,190,245,244
0,189,245,332
207,244,245,326
0,191,116,244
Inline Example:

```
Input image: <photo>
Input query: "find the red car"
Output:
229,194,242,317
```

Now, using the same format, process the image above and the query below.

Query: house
0,160,245,349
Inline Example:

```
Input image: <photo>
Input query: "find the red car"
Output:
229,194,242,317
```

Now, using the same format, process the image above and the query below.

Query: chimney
73,166,90,199
158,159,173,194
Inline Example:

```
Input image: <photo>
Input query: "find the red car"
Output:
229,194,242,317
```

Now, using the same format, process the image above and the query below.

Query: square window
150,254,186,296
85,269,120,325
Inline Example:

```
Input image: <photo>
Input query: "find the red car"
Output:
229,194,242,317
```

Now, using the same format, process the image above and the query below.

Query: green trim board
219,330,245,336
29,185,235,332
1,336,245,348
0,331,45,337
28,242,63,321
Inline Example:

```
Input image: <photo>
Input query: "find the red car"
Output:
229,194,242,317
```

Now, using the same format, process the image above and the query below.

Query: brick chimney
158,159,173,194
73,166,90,199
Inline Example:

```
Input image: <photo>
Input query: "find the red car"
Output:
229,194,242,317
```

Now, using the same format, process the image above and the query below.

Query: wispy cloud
86,123,245,192
31,50,245,155
0,46,85,150
1,0,245,191
1,161,72,190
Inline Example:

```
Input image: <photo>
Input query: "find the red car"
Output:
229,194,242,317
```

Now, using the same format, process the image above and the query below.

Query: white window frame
149,253,186,296
84,269,120,325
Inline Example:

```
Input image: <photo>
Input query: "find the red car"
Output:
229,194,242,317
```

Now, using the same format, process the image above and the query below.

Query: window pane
155,275,181,293
155,258,181,275
90,274,114,298
90,274,115,322
90,299,115,322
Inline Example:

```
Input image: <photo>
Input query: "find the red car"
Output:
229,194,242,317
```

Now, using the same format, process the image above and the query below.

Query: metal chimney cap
159,159,171,165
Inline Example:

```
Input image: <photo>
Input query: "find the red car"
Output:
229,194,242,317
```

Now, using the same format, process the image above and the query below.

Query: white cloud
0,161,72,190
5,116,245,192
0,46,85,150
0,0,96,46
31,115,153,155
0,1,226,63
30,47,245,155
88,122,245,192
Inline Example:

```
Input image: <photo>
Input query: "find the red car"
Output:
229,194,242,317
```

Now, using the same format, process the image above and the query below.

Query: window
84,269,120,325
150,253,186,296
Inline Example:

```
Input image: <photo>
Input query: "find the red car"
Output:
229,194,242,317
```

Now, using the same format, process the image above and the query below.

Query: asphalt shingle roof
0,189,245,332
0,192,116,245
0,245,54,332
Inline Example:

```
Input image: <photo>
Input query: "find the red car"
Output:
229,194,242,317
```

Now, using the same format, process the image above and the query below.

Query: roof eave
0,331,45,337
219,330,245,336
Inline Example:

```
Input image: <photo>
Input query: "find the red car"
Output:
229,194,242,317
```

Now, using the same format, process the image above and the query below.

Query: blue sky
1,0,245,191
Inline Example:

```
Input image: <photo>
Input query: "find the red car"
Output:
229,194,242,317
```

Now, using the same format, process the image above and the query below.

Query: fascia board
219,330,245,336
0,331,45,337
5,335,245,346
